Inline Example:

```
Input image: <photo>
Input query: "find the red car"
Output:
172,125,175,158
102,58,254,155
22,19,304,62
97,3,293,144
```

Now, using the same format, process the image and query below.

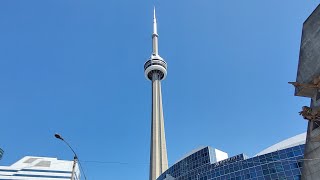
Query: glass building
158,133,306,180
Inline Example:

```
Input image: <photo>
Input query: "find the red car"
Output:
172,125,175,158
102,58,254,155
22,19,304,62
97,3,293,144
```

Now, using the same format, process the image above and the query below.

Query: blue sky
0,0,318,179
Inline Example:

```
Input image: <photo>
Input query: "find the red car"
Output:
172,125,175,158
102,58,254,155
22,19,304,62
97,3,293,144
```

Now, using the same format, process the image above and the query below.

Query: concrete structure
144,8,168,180
0,156,80,180
157,133,306,180
293,4,320,180
0,148,3,161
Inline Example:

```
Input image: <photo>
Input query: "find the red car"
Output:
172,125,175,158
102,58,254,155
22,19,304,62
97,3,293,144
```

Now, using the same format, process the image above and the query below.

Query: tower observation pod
144,7,169,180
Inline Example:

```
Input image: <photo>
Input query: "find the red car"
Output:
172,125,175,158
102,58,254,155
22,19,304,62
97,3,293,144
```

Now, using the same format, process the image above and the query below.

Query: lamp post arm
62,140,78,159
61,139,87,180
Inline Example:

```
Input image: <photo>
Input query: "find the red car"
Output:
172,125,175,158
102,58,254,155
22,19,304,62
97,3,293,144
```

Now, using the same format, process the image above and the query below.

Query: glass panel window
294,175,302,180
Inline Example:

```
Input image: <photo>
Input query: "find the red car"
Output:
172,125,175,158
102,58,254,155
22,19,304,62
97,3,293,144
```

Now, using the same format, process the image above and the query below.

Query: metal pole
71,156,77,180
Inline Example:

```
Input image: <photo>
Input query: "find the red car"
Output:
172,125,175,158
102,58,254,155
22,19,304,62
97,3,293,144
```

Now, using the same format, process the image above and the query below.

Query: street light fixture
54,133,87,180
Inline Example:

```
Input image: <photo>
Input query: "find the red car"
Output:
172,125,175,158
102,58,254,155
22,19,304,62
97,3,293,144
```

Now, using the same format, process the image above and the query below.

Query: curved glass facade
158,145,304,180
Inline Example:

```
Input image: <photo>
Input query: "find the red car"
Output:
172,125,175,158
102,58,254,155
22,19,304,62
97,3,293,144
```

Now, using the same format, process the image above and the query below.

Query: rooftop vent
23,158,39,163
35,161,51,167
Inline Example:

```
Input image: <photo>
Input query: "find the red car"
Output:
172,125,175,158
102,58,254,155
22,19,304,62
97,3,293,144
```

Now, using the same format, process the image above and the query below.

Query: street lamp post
70,156,77,180
54,133,87,180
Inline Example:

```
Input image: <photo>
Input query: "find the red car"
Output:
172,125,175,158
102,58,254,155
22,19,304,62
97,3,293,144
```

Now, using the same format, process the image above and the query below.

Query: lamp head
54,133,64,141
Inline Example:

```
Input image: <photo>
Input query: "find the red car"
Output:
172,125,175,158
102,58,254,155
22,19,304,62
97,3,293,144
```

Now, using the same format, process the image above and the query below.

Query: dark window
251,172,257,178
294,150,302,156
287,151,295,158
255,166,262,171
278,172,286,178
285,170,292,176
264,175,272,180
290,162,299,169
270,168,276,174
294,175,302,180
292,168,301,175
256,170,263,177
283,164,291,170
280,153,287,159
273,154,281,160
270,173,278,179
275,163,283,172
263,169,269,175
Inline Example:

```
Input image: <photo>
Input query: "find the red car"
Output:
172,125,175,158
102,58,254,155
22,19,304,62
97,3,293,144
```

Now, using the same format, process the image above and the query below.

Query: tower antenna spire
152,6,159,55
153,6,158,35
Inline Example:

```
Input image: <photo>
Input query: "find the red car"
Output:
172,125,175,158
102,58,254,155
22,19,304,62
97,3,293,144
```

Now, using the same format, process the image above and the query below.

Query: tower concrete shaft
144,7,168,180
150,72,168,180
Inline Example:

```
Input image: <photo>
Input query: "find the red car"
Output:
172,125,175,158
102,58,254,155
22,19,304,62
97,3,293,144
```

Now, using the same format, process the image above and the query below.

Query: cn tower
144,8,168,180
